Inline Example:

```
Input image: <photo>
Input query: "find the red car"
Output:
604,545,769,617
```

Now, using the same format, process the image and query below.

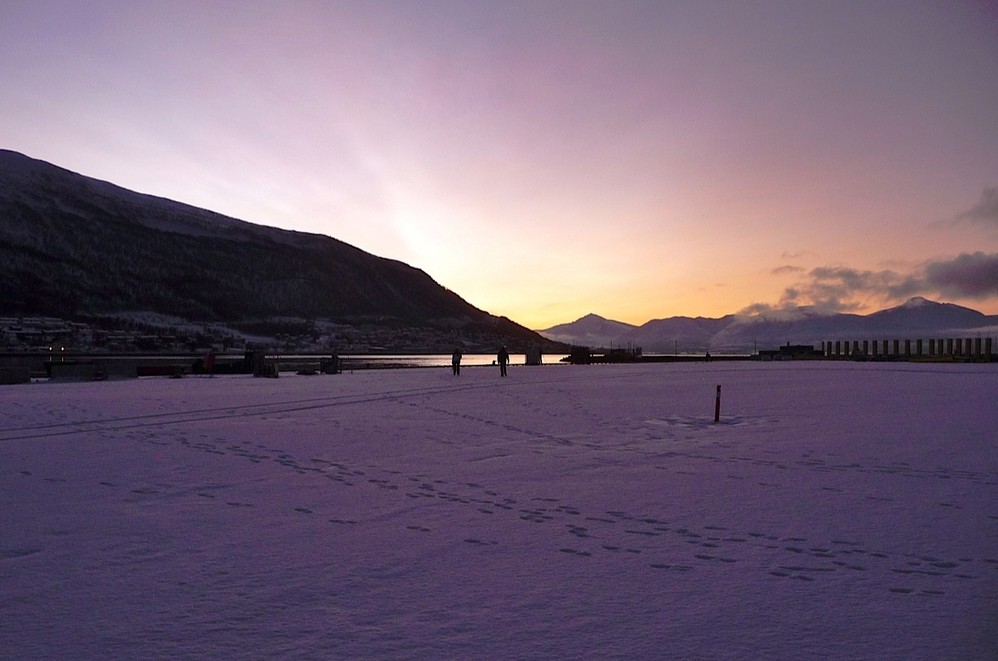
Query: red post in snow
714,385,721,423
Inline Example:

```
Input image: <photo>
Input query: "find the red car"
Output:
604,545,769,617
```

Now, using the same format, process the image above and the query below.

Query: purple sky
3,1,997,327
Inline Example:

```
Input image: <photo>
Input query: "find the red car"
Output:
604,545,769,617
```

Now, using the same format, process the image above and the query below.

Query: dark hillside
0,150,554,350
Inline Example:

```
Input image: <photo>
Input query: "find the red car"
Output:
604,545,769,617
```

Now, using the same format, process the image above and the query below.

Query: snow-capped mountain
539,298,998,353
539,314,637,347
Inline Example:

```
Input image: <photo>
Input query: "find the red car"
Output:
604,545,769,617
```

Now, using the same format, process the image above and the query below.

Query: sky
2,0,997,328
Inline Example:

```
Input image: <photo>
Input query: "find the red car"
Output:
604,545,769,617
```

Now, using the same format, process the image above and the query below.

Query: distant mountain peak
577,312,615,323
901,296,933,308
538,313,636,346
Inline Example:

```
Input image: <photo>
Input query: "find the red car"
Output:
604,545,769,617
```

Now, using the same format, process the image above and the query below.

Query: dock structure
822,337,993,362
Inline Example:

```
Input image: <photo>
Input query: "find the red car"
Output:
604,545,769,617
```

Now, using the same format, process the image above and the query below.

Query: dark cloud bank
954,186,998,227
750,252,998,314
747,187,998,314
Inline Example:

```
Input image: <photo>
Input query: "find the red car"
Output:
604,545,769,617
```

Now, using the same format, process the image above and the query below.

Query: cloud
746,252,998,314
777,266,907,313
953,186,998,227
780,250,816,260
923,252,998,298
737,302,777,315
771,265,804,275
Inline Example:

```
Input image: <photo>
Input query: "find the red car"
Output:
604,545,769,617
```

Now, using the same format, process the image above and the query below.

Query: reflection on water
338,354,569,369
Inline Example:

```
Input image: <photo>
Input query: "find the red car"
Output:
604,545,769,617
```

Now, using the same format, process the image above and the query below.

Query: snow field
1,362,995,659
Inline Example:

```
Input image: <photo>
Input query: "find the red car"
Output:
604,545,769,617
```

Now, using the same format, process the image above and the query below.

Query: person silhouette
451,347,462,375
203,349,216,377
497,346,509,377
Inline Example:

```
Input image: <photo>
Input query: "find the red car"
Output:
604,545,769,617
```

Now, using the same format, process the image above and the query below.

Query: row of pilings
822,337,994,361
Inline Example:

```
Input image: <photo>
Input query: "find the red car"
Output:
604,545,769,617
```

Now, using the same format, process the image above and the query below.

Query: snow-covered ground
1,362,995,659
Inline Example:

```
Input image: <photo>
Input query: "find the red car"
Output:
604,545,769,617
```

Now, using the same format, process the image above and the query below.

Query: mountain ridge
539,299,998,353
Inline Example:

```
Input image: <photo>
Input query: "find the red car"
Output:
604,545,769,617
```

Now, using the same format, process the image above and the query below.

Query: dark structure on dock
568,346,644,364
756,344,825,360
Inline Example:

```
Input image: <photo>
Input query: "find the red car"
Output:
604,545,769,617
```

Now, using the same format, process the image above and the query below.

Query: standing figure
451,347,463,375
497,345,509,377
